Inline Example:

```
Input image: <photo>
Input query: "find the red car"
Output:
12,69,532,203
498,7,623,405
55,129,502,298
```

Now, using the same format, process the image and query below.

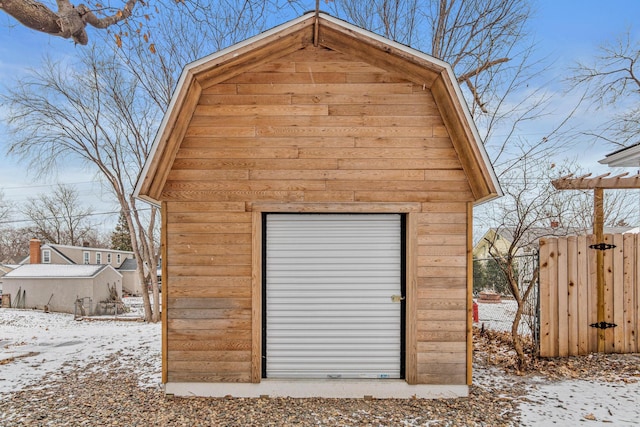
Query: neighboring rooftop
599,143,640,167
4,264,121,279
46,243,134,255
117,258,138,271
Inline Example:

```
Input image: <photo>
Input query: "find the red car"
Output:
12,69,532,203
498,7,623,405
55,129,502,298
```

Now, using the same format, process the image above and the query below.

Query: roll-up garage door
265,214,403,379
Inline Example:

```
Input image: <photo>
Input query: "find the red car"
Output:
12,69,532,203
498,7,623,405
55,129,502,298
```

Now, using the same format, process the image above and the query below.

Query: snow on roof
3,264,121,279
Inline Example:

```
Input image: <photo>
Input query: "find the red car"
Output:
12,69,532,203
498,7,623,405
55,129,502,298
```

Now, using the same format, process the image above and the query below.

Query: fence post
594,188,606,353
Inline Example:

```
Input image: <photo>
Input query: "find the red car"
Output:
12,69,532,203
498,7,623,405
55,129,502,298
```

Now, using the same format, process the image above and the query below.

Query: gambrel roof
135,12,501,204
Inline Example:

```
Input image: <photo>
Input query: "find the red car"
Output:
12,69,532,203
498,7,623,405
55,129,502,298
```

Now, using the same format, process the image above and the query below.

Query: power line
1,180,99,191
0,208,152,226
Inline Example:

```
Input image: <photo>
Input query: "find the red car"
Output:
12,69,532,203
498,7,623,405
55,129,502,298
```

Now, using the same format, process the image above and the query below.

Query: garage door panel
265,214,402,379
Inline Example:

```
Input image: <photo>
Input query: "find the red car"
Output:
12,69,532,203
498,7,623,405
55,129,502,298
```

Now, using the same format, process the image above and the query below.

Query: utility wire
0,208,152,226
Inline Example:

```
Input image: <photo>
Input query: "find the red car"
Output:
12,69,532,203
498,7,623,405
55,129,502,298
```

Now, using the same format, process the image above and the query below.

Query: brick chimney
30,238,42,264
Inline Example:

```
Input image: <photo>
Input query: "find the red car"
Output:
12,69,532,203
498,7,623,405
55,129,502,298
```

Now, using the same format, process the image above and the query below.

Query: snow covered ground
0,299,161,397
1,301,639,425
476,300,640,425
519,376,640,425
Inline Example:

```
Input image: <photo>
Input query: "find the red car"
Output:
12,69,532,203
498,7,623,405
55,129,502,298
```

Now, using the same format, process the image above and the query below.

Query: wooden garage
135,12,501,398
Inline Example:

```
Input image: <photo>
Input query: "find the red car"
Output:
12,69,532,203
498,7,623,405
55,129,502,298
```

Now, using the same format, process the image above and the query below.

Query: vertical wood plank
549,238,559,357
623,233,636,353
577,235,589,355
405,212,418,385
161,201,169,384
612,233,624,353
538,239,550,356
587,234,599,353
604,234,615,353
567,236,579,356
251,211,262,383
557,237,569,357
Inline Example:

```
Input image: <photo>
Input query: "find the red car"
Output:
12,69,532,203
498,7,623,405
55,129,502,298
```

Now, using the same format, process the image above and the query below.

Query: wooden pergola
552,172,640,352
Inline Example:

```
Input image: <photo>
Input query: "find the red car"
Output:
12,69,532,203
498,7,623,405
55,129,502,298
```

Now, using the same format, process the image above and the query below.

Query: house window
107,253,112,264
83,251,90,264
42,250,51,264
117,254,121,264
96,252,102,264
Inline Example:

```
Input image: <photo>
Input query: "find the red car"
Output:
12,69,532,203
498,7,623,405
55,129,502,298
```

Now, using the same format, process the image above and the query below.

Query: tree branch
457,57,510,83
0,0,138,45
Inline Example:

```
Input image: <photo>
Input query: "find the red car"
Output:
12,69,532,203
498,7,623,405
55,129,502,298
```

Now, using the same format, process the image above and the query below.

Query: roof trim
599,142,640,167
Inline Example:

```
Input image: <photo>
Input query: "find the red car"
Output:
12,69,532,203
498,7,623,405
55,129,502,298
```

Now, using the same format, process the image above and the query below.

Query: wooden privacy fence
539,233,640,357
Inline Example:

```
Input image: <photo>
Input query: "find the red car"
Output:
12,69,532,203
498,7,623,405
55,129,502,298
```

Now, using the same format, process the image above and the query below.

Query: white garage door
265,214,403,379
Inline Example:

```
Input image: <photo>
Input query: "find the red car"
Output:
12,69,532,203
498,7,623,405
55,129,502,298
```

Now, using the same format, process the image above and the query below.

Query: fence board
557,237,569,357
547,238,559,356
613,234,625,353
540,233,640,357
539,239,551,357
577,235,589,354
603,235,615,353
567,236,579,356
587,234,598,353
622,234,636,352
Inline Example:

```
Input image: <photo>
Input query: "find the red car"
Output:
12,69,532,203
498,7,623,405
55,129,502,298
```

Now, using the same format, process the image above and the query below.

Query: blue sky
0,0,639,230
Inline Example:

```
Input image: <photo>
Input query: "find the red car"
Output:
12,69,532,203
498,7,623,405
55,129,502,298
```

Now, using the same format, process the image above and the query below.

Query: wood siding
540,234,640,357
162,45,473,385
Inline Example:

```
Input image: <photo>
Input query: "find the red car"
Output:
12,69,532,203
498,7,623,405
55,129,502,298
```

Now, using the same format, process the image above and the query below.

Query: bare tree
2,47,162,321
22,184,94,246
569,30,640,148
481,158,566,368
0,226,31,263
0,189,11,224
328,0,530,114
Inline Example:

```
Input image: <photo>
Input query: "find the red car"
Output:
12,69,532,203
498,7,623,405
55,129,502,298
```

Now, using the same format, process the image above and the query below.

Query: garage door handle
391,295,405,303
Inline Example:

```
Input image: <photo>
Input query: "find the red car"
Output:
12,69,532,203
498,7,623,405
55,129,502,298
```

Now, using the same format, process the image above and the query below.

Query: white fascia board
599,143,640,167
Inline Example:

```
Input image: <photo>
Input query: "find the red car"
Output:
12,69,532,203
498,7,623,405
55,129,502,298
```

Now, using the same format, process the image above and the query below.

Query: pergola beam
552,172,640,190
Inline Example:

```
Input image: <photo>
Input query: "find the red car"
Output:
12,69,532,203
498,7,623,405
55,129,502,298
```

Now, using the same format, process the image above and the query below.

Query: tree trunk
118,195,153,322
511,300,526,370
